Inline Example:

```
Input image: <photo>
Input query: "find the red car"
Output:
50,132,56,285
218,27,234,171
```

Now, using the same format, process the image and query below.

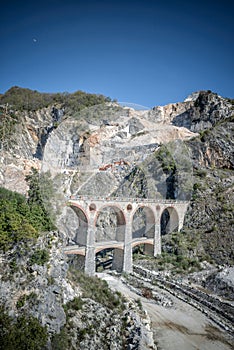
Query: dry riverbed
99,273,234,350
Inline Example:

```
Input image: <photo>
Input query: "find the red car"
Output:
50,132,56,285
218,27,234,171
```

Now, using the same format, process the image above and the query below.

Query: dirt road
100,273,234,350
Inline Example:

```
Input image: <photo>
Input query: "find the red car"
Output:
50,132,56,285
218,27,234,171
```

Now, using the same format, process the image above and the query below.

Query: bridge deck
64,237,154,255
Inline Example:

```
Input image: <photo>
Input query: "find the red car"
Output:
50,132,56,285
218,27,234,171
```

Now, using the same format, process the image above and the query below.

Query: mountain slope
0,87,233,348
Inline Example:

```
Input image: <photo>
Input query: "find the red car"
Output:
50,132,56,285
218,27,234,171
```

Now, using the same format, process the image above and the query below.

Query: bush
68,268,126,311
199,129,210,142
51,328,69,350
16,295,27,309
155,144,176,173
63,297,84,314
0,306,48,350
29,249,50,266
0,106,19,150
195,169,207,178
25,168,56,232
135,298,143,310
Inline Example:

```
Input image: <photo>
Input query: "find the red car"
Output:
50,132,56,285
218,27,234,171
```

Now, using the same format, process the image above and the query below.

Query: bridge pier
123,214,133,273
84,217,96,276
154,224,161,256
112,249,124,272
143,244,154,255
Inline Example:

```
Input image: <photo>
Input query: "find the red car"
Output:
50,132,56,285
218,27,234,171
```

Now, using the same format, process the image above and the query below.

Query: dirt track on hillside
100,273,234,350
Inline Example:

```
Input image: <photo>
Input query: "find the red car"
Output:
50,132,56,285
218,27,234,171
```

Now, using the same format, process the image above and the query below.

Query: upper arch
94,204,126,226
132,205,156,239
95,204,126,242
69,203,89,245
160,206,179,235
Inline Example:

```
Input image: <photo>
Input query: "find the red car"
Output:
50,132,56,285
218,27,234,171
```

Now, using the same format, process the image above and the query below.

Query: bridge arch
132,241,154,258
132,205,155,239
132,206,155,257
132,240,154,249
69,204,88,246
160,206,179,235
96,246,124,273
95,205,126,243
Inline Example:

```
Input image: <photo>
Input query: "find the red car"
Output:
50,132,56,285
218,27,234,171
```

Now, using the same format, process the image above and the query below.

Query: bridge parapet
69,195,188,205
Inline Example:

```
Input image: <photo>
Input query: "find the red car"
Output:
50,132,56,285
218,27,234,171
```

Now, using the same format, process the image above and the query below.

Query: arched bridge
64,196,189,275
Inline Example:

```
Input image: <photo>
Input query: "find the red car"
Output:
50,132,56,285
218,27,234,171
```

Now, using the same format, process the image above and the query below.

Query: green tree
26,168,55,231
0,189,38,251
0,180,55,251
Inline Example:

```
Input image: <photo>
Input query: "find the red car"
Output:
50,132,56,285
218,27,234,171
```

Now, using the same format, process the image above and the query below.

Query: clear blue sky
1,0,233,108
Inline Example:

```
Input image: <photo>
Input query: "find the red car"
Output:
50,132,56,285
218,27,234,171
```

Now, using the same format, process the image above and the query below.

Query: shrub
0,106,19,150
25,168,56,232
63,297,84,314
199,129,210,142
29,249,50,266
135,298,143,310
155,144,176,173
16,295,27,309
0,188,38,251
195,169,207,178
51,328,69,350
68,268,126,311
0,306,48,350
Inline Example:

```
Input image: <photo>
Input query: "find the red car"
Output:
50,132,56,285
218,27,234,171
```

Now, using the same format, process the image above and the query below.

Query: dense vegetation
0,106,19,151
0,86,111,112
0,306,48,350
0,169,54,251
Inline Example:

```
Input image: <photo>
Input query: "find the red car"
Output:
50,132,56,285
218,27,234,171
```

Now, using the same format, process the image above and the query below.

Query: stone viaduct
64,196,189,275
